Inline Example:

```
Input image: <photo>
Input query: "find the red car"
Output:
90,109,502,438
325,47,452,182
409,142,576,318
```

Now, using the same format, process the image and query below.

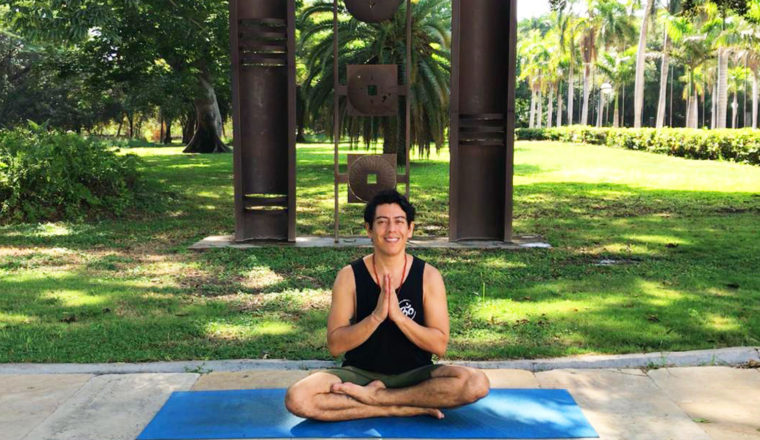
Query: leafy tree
0,0,231,153
298,0,451,159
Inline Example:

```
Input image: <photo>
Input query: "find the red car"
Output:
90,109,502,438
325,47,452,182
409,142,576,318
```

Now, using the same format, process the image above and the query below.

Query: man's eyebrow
374,215,407,220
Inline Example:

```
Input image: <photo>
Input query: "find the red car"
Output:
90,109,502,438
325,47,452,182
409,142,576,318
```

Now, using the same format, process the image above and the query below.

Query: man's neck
372,250,406,273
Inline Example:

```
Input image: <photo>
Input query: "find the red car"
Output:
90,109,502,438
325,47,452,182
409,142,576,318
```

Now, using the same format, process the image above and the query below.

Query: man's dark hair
363,189,416,228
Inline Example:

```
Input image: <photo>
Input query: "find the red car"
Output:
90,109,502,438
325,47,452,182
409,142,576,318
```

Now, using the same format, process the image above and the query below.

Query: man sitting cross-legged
285,190,490,421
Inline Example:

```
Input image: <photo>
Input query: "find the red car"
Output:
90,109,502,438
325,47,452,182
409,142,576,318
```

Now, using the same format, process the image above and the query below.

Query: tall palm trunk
567,63,575,125
656,28,670,128
547,86,554,128
731,91,738,128
536,89,544,128
717,48,729,129
752,72,758,129
613,87,620,127
634,0,656,128
689,92,699,128
596,88,604,127
581,63,591,125
557,84,563,127
529,90,536,128
711,82,717,129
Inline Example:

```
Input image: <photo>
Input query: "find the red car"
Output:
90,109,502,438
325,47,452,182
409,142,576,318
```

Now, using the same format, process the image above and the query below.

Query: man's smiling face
367,203,414,256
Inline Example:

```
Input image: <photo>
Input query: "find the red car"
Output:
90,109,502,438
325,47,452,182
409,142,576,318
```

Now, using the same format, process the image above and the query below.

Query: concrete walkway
3,351,759,440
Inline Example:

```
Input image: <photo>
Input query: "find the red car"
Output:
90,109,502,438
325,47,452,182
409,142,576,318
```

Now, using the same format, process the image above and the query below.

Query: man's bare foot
392,406,444,419
330,380,386,405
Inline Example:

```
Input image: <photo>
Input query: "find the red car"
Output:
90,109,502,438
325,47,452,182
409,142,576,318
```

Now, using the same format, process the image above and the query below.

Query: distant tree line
518,0,759,130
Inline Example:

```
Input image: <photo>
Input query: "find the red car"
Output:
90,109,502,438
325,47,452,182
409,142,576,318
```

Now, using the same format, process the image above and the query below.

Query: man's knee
462,369,490,403
285,384,313,418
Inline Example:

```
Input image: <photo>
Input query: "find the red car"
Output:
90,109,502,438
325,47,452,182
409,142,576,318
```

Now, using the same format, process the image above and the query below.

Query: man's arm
326,265,387,357
389,265,450,357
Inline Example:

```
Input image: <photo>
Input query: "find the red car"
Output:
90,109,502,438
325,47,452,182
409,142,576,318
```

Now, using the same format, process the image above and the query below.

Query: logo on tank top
398,299,416,319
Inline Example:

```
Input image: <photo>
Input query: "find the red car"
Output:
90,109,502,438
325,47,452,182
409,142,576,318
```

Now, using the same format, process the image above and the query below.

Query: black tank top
342,256,432,374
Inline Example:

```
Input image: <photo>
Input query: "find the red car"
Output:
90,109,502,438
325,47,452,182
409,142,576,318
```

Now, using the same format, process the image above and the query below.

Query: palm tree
596,49,635,127
679,66,706,127
737,45,760,128
578,0,636,126
728,64,749,128
298,0,451,158
520,29,551,128
633,0,655,128
655,0,683,128
557,5,581,126
669,16,712,128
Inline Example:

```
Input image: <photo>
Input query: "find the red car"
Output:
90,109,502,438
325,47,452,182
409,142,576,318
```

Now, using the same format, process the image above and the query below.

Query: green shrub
515,126,760,165
0,125,155,223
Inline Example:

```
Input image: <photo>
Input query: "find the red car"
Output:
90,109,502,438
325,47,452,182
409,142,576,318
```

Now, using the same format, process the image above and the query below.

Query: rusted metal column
230,0,296,242
449,0,516,241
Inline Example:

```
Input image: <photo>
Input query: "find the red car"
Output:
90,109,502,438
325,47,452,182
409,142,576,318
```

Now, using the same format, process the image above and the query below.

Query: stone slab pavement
2,364,759,440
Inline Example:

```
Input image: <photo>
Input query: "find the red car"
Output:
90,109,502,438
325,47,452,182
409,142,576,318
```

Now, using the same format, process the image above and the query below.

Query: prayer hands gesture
371,274,404,324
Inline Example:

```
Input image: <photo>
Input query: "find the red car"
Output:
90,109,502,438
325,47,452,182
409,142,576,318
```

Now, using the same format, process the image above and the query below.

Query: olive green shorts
322,364,442,389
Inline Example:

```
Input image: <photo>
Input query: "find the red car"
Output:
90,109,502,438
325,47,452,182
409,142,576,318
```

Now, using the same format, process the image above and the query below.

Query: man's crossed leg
285,365,489,421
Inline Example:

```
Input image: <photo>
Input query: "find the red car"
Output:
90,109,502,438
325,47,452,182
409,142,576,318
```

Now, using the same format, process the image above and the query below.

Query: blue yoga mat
138,388,598,439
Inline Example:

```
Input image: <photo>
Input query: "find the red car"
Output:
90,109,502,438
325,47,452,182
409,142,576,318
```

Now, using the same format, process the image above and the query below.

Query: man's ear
408,221,414,237
365,222,372,236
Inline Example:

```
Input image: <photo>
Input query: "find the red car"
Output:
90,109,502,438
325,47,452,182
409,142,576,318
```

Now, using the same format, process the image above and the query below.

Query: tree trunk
717,48,729,129
581,63,591,125
536,89,543,128
127,112,134,138
567,62,575,125
711,82,717,129
182,111,196,144
183,74,230,153
634,0,655,128
686,96,697,128
690,93,699,128
116,115,124,138
547,86,554,128
753,72,758,129
732,91,738,128
529,89,536,128
159,115,165,143
296,85,307,143
596,88,604,127
656,28,670,128
163,118,173,144
622,84,626,127
613,87,620,128
557,84,563,127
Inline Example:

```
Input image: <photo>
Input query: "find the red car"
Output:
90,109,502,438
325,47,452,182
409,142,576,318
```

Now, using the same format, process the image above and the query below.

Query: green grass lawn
1,140,758,362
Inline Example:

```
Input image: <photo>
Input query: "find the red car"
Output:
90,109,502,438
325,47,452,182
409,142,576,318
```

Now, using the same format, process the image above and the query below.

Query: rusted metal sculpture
333,0,412,240
230,0,296,241
449,0,517,241
344,0,402,23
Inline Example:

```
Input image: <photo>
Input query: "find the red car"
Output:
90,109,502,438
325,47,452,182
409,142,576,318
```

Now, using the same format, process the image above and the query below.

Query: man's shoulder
421,260,444,284
336,264,355,280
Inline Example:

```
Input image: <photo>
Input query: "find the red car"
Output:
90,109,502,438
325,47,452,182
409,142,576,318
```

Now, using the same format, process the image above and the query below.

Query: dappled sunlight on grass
623,234,689,246
0,312,38,326
205,320,296,339
43,289,108,307
35,223,73,237
635,280,686,307
242,266,285,291
705,314,741,332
